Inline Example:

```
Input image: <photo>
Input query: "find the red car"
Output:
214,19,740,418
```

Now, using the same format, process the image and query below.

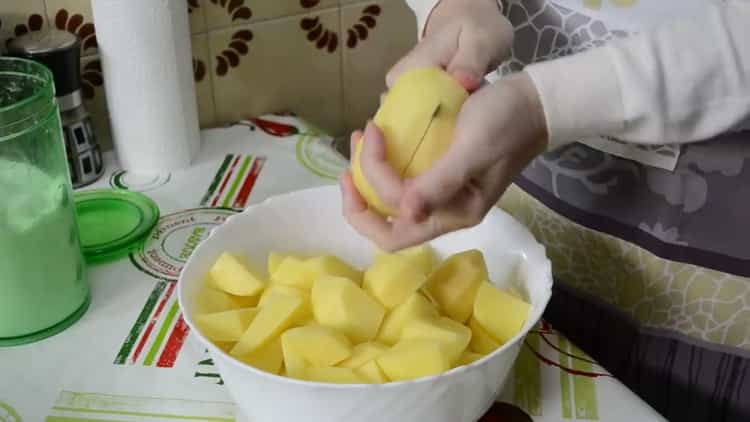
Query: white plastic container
178,186,552,422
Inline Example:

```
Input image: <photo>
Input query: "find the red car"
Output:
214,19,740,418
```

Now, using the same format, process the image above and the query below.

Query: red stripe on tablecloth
210,155,241,207
131,282,176,364
156,315,190,368
233,157,266,209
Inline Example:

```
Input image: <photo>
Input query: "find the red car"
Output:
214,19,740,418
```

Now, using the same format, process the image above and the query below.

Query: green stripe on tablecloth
222,156,252,208
46,417,128,422
201,154,234,205
114,281,167,364
571,343,599,419
514,336,542,416
50,407,233,421
144,301,180,366
559,337,573,418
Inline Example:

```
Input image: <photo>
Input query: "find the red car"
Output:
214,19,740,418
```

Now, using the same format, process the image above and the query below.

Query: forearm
525,0,750,148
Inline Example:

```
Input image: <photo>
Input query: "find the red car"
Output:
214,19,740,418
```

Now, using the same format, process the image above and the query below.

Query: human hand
387,0,513,92
340,72,548,251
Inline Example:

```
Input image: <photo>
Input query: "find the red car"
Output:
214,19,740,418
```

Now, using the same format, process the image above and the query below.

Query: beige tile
209,9,344,135
341,0,416,133
0,0,48,53
79,55,113,151
191,33,216,128
204,0,337,30
189,0,208,33
44,0,98,57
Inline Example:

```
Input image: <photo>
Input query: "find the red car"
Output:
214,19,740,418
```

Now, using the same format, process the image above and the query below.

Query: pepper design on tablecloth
200,154,266,209
122,208,238,368
509,322,609,420
45,391,236,421
114,280,188,368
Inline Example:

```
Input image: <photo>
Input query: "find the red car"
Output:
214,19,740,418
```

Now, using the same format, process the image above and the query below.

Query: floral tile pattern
0,0,418,144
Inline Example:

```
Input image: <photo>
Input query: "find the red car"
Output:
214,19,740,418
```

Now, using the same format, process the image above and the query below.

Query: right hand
387,0,514,92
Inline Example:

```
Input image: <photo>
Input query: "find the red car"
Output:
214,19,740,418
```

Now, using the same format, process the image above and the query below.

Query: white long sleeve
525,0,750,149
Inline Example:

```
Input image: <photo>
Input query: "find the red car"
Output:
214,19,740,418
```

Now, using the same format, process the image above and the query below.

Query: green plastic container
0,57,90,346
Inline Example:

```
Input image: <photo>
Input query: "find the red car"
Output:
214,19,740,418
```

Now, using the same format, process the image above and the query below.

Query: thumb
446,31,492,92
400,147,478,223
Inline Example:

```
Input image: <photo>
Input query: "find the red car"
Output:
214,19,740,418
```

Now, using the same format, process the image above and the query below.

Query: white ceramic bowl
178,186,552,422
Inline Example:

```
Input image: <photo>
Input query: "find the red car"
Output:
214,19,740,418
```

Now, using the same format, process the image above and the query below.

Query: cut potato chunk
196,287,242,313
377,293,439,346
305,255,362,285
267,252,286,276
271,256,310,289
312,276,385,343
376,339,450,381
281,326,353,367
356,360,389,383
455,351,484,367
425,250,487,323
400,316,472,363
209,252,266,297
469,316,500,354
195,307,259,342
304,367,364,384
230,294,307,356
473,281,530,344
236,338,283,374
363,253,426,309
258,284,308,307
338,342,387,369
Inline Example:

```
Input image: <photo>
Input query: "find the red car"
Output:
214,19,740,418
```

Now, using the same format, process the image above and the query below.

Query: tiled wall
0,0,417,149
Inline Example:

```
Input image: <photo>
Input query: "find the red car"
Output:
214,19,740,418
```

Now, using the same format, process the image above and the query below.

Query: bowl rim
177,185,553,390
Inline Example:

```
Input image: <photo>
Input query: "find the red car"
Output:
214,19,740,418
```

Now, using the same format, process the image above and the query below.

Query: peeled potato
351,67,468,216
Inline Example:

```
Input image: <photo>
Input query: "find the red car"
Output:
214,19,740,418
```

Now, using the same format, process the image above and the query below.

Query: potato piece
363,254,427,309
312,276,385,343
258,284,308,307
305,255,362,285
271,256,311,289
377,293,439,346
469,316,500,354
338,342,387,369
355,360,389,383
267,252,285,276
425,250,487,323
376,339,450,381
377,244,435,276
281,326,353,367
304,367,365,384
195,307,259,342
282,342,308,380
230,294,307,356
351,67,468,216
400,316,472,363
236,338,283,374
473,281,531,344
455,351,484,367
196,287,242,313
208,252,266,297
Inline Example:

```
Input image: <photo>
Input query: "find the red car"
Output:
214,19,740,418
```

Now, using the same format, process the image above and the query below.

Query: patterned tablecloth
0,116,666,422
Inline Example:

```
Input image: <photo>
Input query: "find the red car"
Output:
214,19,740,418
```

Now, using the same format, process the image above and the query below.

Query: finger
340,170,367,214
359,122,403,208
446,31,493,91
386,27,458,88
350,130,363,156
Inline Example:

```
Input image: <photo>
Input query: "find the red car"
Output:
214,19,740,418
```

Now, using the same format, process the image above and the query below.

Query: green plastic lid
74,189,160,264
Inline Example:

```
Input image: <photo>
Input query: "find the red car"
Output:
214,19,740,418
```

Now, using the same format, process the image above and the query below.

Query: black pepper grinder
7,29,104,188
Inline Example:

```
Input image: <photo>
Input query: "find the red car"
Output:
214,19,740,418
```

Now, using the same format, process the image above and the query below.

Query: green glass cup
0,57,90,346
